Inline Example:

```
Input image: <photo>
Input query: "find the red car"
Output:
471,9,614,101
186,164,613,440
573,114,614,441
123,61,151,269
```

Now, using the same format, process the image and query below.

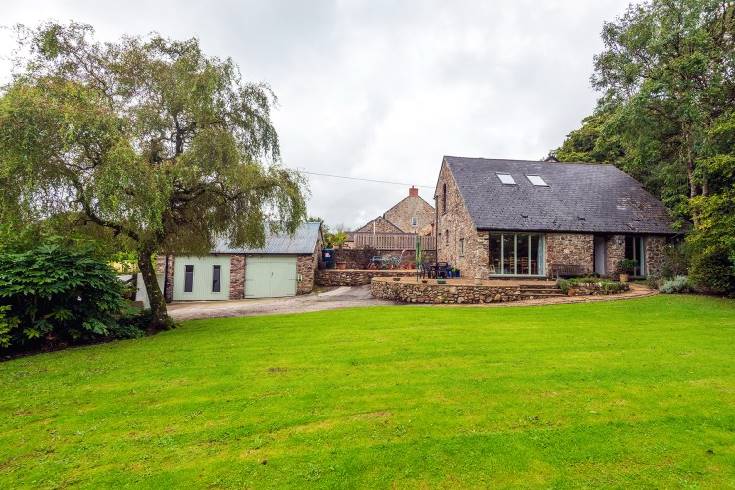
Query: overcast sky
1,0,631,230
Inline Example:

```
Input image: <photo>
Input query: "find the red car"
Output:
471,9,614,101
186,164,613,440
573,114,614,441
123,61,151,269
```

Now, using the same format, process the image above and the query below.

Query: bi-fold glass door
489,232,545,276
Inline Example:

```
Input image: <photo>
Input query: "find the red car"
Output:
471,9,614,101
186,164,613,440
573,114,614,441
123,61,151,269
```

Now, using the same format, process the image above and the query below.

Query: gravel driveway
168,285,394,321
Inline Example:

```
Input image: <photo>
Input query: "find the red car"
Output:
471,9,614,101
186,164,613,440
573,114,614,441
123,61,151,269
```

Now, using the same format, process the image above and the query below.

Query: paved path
168,286,394,321
169,284,657,321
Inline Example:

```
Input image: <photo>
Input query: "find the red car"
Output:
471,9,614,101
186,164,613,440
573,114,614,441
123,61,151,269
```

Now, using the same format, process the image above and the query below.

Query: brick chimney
409,186,419,197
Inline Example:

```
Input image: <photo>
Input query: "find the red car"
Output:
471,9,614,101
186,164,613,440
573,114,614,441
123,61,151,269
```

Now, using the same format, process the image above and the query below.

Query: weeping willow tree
0,23,307,329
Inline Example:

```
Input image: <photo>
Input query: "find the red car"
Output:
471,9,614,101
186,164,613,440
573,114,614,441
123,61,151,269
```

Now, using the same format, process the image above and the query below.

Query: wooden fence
349,232,436,251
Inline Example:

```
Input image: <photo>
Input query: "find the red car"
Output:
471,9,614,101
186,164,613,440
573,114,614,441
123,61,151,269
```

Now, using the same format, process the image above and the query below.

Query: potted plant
617,259,637,283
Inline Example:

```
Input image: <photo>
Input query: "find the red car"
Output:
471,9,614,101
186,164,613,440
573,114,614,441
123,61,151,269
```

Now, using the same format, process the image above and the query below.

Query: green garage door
173,256,230,301
245,256,297,298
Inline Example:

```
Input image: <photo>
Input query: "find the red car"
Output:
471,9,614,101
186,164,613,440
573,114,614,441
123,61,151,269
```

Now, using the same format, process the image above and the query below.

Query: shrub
0,241,128,351
659,275,692,294
660,243,689,279
556,279,570,294
688,247,735,295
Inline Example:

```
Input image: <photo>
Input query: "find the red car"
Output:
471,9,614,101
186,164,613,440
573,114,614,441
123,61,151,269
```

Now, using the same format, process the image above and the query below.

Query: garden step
519,292,566,298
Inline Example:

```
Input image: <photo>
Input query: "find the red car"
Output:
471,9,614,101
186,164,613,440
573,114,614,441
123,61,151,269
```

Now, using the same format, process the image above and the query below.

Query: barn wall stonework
297,254,316,294
229,255,245,299
645,236,667,277
546,233,594,275
435,162,490,279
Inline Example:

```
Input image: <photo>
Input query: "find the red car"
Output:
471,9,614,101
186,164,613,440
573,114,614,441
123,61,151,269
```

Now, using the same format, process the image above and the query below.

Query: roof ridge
444,155,615,167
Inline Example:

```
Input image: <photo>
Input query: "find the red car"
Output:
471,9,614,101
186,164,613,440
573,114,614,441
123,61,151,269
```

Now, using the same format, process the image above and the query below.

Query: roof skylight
526,175,548,186
496,173,516,185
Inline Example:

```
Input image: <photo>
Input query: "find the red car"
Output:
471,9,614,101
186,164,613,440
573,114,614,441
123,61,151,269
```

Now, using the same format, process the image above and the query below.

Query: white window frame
459,238,465,257
496,173,516,185
526,175,548,186
411,216,418,226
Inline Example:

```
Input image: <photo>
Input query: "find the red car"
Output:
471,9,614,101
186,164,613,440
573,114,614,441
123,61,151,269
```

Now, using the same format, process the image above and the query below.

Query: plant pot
619,273,629,283
567,288,577,297
437,279,447,285
421,279,428,284
392,277,400,282
336,261,347,270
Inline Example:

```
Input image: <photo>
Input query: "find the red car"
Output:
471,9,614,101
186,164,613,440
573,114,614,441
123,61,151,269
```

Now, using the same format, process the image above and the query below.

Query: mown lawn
1,295,734,488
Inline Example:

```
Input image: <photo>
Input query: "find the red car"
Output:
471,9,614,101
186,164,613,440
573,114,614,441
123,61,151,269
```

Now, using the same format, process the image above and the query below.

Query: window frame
212,264,221,293
526,175,548,186
489,232,545,276
459,238,465,257
184,265,194,293
496,173,516,185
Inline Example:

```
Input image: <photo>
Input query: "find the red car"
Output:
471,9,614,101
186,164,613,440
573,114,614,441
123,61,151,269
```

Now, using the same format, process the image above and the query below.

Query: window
459,238,465,257
489,233,545,276
624,236,646,276
442,183,447,214
526,175,548,186
496,173,516,185
212,265,221,292
445,230,449,246
411,216,418,226
184,265,194,292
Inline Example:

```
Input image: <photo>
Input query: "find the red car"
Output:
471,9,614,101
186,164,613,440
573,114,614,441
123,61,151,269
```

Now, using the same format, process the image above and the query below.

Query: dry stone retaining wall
316,269,417,287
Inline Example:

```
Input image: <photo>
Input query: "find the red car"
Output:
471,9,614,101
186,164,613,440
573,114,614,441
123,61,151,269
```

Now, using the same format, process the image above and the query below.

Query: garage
245,255,297,298
172,256,230,301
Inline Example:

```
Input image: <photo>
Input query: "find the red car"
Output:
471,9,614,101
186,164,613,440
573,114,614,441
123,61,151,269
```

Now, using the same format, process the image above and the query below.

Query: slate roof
442,156,676,234
212,222,321,254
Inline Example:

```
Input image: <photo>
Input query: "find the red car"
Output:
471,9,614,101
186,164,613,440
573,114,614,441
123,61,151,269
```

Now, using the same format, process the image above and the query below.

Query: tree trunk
137,247,174,332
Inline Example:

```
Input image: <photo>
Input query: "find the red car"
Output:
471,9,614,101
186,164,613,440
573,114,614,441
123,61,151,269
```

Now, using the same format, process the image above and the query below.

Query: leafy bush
0,241,128,351
556,277,627,295
688,246,735,295
660,276,692,294
660,243,689,279
617,259,637,274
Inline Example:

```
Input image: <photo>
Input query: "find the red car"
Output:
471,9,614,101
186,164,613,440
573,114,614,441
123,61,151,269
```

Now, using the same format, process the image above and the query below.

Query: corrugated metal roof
212,222,321,254
443,156,676,234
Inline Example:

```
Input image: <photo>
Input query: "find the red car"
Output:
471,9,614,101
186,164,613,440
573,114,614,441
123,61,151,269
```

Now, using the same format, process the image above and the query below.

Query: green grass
2,295,735,488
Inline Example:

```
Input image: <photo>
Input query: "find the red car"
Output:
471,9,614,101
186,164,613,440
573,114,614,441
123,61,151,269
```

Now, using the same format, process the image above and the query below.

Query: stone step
519,287,562,293
519,293,567,298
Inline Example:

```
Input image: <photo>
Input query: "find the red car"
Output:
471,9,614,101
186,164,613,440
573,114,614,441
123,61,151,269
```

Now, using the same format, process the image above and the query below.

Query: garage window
212,265,221,292
184,265,194,292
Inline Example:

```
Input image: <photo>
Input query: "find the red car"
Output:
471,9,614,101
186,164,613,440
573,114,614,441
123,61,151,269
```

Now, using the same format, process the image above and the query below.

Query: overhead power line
298,169,434,189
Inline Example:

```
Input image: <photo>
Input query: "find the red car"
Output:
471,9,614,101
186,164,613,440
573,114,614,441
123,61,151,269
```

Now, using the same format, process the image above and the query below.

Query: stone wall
297,253,317,294
371,277,628,304
229,255,245,299
606,235,626,278
383,188,436,234
316,269,417,287
546,233,594,275
645,235,667,277
331,248,435,269
436,162,490,279
371,279,526,304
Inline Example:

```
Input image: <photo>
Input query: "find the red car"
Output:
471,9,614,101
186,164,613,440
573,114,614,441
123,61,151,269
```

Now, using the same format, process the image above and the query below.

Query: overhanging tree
553,0,735,292
0,23,307,328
